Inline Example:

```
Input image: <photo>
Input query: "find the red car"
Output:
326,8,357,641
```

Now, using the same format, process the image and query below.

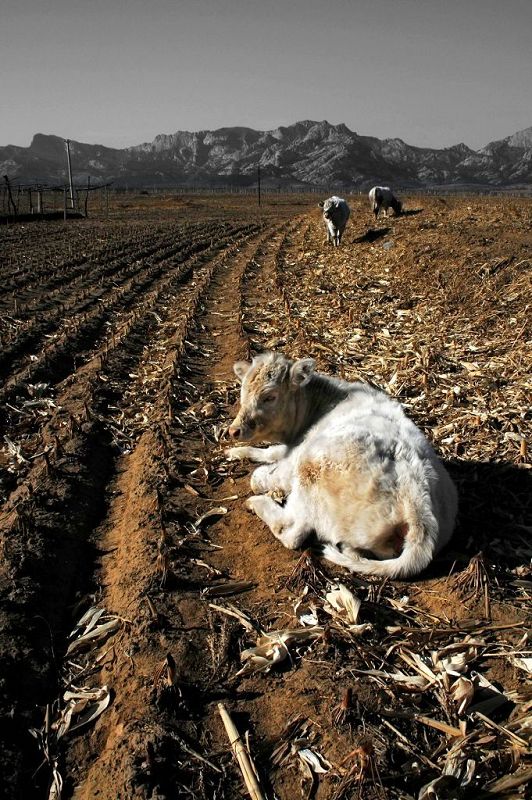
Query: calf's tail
321,534,433,580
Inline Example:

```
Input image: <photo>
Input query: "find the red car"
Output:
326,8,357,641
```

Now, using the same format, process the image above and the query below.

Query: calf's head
228,352,315,442
318,198,335,220
393,198,403,215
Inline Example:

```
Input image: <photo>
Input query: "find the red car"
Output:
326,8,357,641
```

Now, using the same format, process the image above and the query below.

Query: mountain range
2,120,532,189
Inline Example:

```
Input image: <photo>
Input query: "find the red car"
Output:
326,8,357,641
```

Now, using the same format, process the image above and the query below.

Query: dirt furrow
0,225,261,503
0,221,266,798
64,220,302,799
0,220,176,297
0,222,252,390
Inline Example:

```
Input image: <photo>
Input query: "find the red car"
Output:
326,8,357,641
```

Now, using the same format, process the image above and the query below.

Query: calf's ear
233,360,251,383
290,358,315,389
318,201,324,208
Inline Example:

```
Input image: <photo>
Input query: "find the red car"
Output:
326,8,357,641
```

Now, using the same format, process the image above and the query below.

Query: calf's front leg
225,444,288,463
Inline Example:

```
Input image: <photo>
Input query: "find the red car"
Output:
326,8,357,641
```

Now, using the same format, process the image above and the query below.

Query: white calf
318,196,350,246
227,352,457,579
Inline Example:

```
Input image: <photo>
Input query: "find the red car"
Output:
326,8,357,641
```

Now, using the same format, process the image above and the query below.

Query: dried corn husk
236,627,323,677
55,686,111,739
353,667,431,691
66,617,122,655
48,762,63,800
297,747,331,774
203,580,256,597
323,583,372,634
194,506,228,528
449,676,475,716
324,584,362,623
511,656,532,674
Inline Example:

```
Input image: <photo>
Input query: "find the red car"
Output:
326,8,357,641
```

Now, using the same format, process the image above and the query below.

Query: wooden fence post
3,175,17,215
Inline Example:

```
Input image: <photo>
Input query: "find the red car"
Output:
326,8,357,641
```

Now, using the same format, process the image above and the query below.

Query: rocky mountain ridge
2,120,532,188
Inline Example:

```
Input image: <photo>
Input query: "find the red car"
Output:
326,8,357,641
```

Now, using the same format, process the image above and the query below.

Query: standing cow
318,196,350,246
226,352,457,579
369,186,402,219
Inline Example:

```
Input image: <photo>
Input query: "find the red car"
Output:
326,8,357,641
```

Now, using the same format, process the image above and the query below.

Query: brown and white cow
226,352,457,579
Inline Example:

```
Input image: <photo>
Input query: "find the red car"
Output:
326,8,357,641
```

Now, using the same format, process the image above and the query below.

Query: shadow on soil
353,226,391,243
429,458,531,579
400,208,423,217
0,425,116,800
0,211,84,224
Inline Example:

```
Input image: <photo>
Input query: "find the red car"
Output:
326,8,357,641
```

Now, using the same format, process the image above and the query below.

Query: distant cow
226,352,457,579
369,186,402,219
318,196,350,246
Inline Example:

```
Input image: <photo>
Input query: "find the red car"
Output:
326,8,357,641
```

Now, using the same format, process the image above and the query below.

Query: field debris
236,626,323,676
1,195,531,798
29,605,121,798
218,703,266,800
55,686,112,739
203,579,257,597
66,607,123,655
193,504,228,529
323,583,373,635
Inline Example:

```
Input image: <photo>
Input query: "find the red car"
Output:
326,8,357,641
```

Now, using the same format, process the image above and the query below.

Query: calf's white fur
318,196,350,246
227,352,457,579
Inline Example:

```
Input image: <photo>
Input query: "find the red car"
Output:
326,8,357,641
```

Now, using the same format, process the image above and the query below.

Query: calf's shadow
427,457,531,578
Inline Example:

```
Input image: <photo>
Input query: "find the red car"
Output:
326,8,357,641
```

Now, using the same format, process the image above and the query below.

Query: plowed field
1,194,530,800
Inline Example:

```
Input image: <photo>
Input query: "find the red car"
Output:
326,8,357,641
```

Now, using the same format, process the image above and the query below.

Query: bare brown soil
0,194,530,800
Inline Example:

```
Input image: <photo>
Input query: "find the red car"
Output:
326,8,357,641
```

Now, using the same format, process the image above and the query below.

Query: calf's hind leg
250,452,296,494
247,494,309,550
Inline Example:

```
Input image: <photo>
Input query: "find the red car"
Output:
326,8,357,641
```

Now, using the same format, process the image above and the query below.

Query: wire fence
2,178,530,222
1,177,112,221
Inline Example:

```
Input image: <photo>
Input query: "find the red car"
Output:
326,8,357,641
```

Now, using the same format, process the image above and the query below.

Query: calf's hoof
225,446,246,461
246,495,263,513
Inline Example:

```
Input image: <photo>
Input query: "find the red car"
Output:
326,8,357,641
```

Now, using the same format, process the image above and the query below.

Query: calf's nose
228,425,241,440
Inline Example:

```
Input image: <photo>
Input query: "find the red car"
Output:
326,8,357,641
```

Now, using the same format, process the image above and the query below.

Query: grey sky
1,0,530,151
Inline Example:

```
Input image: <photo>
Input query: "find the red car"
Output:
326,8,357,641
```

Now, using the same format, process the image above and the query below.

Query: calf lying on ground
318,196,350,246
226,352,457,579
369,186,402,219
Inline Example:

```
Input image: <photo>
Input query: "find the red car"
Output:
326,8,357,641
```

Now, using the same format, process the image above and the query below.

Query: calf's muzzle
228,414,256,440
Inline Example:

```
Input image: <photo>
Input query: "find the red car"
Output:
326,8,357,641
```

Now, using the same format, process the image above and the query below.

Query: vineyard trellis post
64,139,76,210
